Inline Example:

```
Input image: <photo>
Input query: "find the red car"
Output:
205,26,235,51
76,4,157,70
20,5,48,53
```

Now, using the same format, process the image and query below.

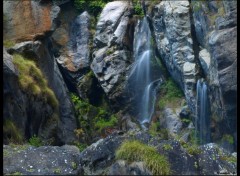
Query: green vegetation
186,144,201,155
149,121,169,139
29,135,43,147
73,141,88,152
71,162,78,170
71,93,118,143
221,134,234,144
116,140,171,175
12,54,59,109
11,172,22,175
158,78,184,109
133,0,144,17
162,144,173,151
3,40,15,48
3,119,24,144
74,0,111,17
53,168,61,174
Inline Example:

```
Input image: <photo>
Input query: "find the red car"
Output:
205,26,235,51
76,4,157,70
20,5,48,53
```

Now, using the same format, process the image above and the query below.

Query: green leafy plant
133,0,144,17
29,135,42,147
116,140,171,175
158,78,183,109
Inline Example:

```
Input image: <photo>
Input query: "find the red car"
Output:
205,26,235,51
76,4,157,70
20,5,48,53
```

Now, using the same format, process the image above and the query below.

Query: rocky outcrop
3,131,236,175
91,1,134,109
3,47,58,145
3,145,83,175
150,1,197,114
191,0,237,144
6,40,77,144
3,0,60,41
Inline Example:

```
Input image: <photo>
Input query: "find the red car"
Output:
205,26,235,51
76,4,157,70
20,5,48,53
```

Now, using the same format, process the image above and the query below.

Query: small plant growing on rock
162,144,173,151
116,140,171,175
29,135,42,147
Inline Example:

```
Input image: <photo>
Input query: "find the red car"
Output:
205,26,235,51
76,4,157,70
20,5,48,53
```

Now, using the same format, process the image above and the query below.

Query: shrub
12,54,59,109
29,135,43,147
133,0,144,17
158,78,183,109
116,140,171,175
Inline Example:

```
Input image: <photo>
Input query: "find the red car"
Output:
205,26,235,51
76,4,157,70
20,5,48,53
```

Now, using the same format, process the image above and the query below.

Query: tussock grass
12,54,58,109
3,119,24,144
116,140,171,175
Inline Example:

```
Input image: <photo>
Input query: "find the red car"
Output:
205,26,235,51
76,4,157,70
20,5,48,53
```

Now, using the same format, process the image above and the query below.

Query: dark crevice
188,0,204,80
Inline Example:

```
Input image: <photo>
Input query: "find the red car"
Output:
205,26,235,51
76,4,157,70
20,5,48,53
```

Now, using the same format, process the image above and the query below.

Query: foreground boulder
3,145,82,175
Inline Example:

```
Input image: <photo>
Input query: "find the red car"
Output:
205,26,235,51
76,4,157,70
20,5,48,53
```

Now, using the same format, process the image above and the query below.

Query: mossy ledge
12,54,59,109
116,140,171,175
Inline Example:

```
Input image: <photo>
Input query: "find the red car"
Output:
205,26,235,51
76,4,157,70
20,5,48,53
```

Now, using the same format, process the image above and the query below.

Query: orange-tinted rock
3,0,58,42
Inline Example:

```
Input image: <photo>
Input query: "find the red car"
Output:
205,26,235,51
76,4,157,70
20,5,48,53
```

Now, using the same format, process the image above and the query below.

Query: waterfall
128,17,162,127
196,79,211,144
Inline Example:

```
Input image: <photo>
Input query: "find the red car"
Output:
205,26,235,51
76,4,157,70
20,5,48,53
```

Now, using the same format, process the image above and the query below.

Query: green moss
162,144,173,151
54,168,61,174
29,135,43,147
12,54,59,109
222,134,234,144
158,78,184,109
71,162,78,170
11,172,22,175
3,119,24,144
116,140,171,175
73,141,88,152
149,122,169,140
3,40,15,48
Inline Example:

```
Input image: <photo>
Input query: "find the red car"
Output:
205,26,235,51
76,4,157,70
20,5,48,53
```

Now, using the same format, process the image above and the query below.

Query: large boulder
6,40,77,144
3,145,83,175
150,1,197,114
91,1,135,109
3,0,60,41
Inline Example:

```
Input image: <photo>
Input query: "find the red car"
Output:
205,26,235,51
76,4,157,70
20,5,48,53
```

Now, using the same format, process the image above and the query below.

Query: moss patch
4,40,15,48
12,54,59,109
3,119,24,144
116,140,170,175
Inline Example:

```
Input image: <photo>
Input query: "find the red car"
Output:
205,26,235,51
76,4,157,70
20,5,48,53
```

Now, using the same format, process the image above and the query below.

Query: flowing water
196,79,211,144
128,17,162,127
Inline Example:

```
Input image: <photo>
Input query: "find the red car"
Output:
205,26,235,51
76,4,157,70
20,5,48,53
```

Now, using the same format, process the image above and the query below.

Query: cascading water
128,17,162,128
196,79,211,144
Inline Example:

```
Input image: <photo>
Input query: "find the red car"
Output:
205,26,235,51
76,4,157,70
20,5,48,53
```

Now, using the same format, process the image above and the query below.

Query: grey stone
199,49,211,75
3,145,83,175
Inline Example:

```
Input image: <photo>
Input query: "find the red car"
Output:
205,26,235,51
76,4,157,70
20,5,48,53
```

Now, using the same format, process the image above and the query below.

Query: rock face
3,47,58,145
91,1,134,109
3,1,60,41
3,145,83,175
150,1,197,114
191,0,237,144
6,40,77,144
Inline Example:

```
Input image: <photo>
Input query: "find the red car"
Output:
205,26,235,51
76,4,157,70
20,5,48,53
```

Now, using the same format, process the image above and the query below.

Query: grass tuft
116,140,171,175
12,54,59,109
3,119,24,144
